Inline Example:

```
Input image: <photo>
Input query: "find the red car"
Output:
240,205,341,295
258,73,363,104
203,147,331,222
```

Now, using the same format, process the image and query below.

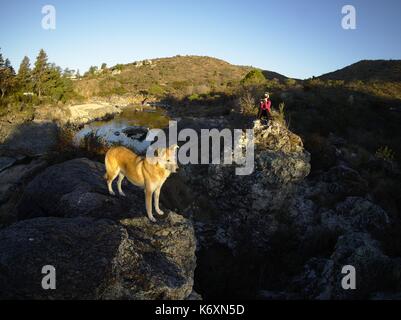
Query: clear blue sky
1,0,400,79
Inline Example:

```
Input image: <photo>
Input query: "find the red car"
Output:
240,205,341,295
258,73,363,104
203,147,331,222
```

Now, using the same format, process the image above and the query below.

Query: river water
74,107,170,153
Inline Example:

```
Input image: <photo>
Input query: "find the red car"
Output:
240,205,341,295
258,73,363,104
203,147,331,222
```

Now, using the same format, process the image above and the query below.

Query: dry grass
271,102,288,128
239,91,257,115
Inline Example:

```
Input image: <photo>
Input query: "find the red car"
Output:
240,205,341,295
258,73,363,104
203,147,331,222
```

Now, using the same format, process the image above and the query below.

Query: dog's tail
104,147,120,181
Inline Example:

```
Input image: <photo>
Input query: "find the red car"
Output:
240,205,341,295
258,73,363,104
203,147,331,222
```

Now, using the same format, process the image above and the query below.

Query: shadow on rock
0,214,196,299
17,158,147,220
0,121,59,157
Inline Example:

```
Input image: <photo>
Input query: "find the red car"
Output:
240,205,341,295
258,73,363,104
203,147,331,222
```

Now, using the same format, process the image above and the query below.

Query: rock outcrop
292,232,401,299
178,119,399,299
181,120,311,251
63,103,121,125
0,158,196,300
0,214,195,300
0,121,59,156
35,103,121,126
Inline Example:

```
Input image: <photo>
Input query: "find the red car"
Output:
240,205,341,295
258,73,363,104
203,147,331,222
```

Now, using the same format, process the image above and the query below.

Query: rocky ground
0,157,196,300
0,106,400,299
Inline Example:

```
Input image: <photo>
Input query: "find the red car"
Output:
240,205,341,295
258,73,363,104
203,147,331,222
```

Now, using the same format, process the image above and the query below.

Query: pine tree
63,68,75,78
0,50,16,99
32,49,49,98
4,58,15,74
16,56,32,92
43,63,61,99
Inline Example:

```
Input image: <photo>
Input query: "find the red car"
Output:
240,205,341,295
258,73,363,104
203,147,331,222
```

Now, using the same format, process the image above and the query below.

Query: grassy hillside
74,55,288,99
316,60,401,100
318,60,401,82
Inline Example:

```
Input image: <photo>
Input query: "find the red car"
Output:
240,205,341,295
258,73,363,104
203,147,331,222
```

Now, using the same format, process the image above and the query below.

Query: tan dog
104,145,179,222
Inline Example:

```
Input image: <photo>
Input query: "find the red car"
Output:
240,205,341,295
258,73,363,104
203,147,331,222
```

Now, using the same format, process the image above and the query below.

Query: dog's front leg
154,185,164,216
145,186,157,223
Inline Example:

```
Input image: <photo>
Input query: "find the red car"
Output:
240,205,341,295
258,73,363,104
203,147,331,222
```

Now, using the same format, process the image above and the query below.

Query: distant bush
375,146,395,162
265,78,283,90
114,64,124,71
188,93,201,101
84,65,99,77
285,78,297,87
240,69,266,86
148,84,164,96
171,80,192,90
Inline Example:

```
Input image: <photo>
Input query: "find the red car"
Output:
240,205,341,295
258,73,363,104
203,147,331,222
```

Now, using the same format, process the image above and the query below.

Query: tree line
0,48,78,108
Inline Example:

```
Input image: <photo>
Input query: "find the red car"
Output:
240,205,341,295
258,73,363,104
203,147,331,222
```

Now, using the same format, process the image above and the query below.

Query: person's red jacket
260,99,271,113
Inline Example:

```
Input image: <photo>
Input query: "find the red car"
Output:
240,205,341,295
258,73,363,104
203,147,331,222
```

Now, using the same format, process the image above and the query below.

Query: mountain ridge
75,55,290,98
317,59,401,82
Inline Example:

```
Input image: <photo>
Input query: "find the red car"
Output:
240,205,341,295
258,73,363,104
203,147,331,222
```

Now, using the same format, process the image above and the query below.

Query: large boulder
321,197,390,234
0,159,48,225
65,103,121,125
7,158,197,299
253,119,305,154
0,121,59,157
181,118,400,299
17,158,145,220
5,158,196,299
181,119,311,252
292,232,401,299
305,165,369,208
17,157,193,221
0,214,196,300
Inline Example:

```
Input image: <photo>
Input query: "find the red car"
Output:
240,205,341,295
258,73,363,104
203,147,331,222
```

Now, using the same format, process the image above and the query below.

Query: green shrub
188,93,201,101
240,69,266,86
375,146,395,162
148,84,164,96
285,78,297,87
114,64,124,71
171,80,191,90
